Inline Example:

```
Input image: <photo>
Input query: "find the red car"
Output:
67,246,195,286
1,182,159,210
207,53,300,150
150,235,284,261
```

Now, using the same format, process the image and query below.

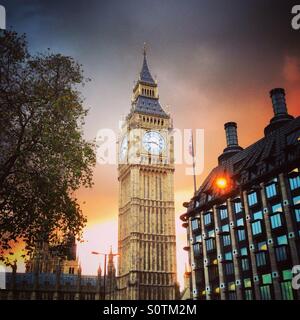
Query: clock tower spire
131,46,168,119
117,47,177,300
140,42,155,84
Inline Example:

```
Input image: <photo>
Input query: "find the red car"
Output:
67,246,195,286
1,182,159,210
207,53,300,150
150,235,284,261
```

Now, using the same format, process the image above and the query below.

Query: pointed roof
97,263,102,275
134,96,169,118
139,44,155,84
130,45,169,119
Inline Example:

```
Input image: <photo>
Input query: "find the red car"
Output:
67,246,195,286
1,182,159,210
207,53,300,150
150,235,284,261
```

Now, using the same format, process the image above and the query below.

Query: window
248,192,258,206
293,196,300,222
256,252,267,266
253,211,263,220
193,243,201,257
272,203,283,213
270,212,282,228
241,258,249,271
244,278,252,288
240,247,248,256
222,224,230,232
208,229,215,238
238,229,246,241
204,212,212,225
191,219,199,230
270,214,282,229
276,246,287,262
252,221,262,235
206,231,215,252
195,234,202,243
277,235,288,245
258,241,267,251
237,218,244,226
295,209,300,222
266,183,277,198
223,235,231,246
282,269,292,281
289,176,300,190
260,285,272,300
281,281,294,300
225,252,233,260
244,290,253,300
229,282,236,291
293,195,300,206
228,291,237,300
225,262,234,275
206,238,214,252
262,274,272,285
219,208,228,220
234,202,242,214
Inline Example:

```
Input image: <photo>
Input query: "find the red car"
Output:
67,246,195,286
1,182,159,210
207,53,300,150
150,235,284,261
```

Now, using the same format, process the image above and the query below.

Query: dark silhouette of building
0,241,117,300
181,88,300,300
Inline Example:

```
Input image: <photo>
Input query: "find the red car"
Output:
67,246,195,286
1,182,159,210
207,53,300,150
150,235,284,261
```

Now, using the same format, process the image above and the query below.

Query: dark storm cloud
3,0,299,54
2,0,300,116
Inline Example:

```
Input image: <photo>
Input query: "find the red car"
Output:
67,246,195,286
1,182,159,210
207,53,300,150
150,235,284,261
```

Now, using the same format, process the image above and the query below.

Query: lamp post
91,249,119,300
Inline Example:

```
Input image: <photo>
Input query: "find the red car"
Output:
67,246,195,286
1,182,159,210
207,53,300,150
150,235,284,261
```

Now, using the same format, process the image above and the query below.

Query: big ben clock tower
117,47,177,300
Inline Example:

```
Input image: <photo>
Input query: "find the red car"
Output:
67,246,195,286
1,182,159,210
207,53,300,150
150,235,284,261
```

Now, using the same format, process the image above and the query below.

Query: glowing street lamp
215,177,228,190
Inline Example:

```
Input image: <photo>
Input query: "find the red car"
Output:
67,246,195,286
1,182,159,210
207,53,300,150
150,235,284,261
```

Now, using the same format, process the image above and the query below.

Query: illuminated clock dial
142,131,165,154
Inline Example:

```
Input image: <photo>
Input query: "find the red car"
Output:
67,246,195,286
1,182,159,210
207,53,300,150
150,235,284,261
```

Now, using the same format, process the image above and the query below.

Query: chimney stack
264,88,294,135
218,122,243,164
225,122,239,147
270,88,288,116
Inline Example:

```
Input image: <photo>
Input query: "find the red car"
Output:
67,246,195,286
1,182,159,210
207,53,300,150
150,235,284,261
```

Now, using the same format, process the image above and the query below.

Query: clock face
120,135,128,160
142,131,165,154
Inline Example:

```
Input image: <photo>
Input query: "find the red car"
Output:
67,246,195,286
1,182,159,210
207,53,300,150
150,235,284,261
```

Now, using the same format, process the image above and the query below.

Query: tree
0,30,96,260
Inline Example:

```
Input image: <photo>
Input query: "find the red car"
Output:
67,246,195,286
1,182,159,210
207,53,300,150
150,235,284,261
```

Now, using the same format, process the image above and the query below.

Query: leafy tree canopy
0,30,96,261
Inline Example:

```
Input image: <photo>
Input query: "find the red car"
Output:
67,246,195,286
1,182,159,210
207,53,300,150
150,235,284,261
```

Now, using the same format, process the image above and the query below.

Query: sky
2,0,300,288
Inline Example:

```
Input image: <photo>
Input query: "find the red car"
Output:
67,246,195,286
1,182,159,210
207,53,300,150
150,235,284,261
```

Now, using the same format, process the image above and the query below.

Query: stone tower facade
117,48,177,300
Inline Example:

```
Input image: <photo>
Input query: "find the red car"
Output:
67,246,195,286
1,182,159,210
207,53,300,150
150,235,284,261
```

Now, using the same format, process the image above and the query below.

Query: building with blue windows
181,88,300,300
